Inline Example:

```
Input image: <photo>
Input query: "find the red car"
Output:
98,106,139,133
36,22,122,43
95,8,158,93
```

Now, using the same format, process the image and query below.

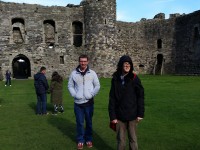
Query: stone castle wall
0,0,200,79
116,17,176,74
174,10,200,74
0,2,85,79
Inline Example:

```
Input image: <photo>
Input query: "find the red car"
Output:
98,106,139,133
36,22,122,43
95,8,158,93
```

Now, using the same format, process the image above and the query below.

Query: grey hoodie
68,67,100,104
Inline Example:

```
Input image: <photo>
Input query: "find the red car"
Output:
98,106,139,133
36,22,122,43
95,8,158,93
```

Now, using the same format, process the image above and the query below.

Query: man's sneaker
52,112,57,115
77,143,83,150
42,112,49,115
86,141,93,148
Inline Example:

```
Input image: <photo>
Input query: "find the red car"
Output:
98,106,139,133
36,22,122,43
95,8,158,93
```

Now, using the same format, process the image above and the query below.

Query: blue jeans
5,78,11,85
36,94,47,114
74,103,94,143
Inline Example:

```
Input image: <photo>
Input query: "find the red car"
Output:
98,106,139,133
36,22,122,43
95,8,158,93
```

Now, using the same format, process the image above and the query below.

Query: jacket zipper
83,75,85,98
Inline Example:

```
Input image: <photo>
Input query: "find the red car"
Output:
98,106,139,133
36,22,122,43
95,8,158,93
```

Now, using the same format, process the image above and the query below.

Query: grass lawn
0,75,200,150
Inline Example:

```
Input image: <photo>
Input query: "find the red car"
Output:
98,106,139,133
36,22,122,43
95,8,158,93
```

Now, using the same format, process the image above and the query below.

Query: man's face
79,57,89,70
42,70,46,74
123,62,131,74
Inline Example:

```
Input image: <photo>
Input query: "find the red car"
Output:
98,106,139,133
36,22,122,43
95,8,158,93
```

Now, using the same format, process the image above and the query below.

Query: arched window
157,39,162,49
12,18,25,44
72,21,83,47
12,18,24,25
60,56,64,64
43,20,55,46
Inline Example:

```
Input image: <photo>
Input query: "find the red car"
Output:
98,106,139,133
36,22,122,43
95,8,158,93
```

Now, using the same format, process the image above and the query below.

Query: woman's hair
51,71,63,82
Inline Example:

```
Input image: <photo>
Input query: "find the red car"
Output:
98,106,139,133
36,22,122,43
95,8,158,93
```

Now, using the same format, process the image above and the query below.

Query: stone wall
116,17,176,74
0,2,85,79
1,0,200,79
174,10,200,75
83,0,117,77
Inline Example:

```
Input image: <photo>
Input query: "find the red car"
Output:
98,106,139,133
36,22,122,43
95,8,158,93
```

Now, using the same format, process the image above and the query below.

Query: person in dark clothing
34,66,49,115
50,71,64,115
5,70,11,86
108,55,145,150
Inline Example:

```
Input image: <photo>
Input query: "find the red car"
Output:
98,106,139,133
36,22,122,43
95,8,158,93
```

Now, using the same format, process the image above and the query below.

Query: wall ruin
0,0,200,79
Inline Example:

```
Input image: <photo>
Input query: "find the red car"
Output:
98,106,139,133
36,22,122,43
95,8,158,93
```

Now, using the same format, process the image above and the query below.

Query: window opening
44,20,55,44
157,39,162,49
60,56,64,64
12,18,25,44
72,21,83,47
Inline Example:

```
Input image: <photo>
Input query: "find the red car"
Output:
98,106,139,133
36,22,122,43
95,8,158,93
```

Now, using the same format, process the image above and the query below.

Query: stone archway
153,54,164,75
12,54,31,79
155,54,164,75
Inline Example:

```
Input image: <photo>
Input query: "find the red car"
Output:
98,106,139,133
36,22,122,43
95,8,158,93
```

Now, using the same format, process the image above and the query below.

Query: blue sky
2,0,200,22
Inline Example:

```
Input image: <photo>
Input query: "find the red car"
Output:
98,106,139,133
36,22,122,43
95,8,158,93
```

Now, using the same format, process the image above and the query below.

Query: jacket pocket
75,90,83,100
84,88,93,100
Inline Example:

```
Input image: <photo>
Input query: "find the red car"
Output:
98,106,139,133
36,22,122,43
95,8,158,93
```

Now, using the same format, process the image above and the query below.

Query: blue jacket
34,72,49,95
68,67,100,104
5,72,11,79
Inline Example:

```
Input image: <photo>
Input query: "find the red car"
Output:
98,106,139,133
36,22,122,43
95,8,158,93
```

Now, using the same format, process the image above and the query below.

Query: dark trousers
36,94,47,114
5,78,11,85
116,120,138,150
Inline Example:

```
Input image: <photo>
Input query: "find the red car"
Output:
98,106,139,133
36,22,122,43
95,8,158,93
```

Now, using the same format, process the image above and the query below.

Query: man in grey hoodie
68,54,100,149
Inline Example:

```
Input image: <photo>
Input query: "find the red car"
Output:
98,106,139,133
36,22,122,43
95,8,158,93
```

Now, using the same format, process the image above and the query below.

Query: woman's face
122,62,131,74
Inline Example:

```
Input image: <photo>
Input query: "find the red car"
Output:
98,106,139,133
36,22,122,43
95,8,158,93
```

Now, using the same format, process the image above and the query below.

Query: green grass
0,75,200,150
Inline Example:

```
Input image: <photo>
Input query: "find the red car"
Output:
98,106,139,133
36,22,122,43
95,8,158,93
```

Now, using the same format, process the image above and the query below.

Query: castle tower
82,0,117,77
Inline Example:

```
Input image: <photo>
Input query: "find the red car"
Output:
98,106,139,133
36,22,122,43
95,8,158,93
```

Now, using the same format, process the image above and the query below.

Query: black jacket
109,72,144,121
34,72,49,95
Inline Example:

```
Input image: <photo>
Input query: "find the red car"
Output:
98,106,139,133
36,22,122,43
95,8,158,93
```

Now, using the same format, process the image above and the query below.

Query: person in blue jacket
5,70,11,86
109,55,145,150
68,54,100,150
34,66,49,115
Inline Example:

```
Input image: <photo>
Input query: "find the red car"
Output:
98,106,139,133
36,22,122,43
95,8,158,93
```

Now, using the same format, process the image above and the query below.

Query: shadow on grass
0,98,4,104
28,102,53,114
93,130,114,150
48,116,76,143
48,116,114,150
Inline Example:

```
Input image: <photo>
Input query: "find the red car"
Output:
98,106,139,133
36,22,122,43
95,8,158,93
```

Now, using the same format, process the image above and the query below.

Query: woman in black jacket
109,55,144,150
50,71,64,114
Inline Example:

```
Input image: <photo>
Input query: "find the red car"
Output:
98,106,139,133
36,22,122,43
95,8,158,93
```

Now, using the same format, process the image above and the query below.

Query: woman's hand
111,119,118,123
136,117,143,123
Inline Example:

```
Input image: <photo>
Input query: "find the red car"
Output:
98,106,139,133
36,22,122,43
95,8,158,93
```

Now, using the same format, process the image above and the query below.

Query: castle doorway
154,54,164,75
12,54,31,79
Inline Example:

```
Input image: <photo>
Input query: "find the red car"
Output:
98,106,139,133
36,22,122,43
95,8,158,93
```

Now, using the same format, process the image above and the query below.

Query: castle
0,0,200,79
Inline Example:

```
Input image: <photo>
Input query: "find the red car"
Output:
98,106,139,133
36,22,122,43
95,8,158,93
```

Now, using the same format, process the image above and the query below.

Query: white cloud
117,11,133,22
